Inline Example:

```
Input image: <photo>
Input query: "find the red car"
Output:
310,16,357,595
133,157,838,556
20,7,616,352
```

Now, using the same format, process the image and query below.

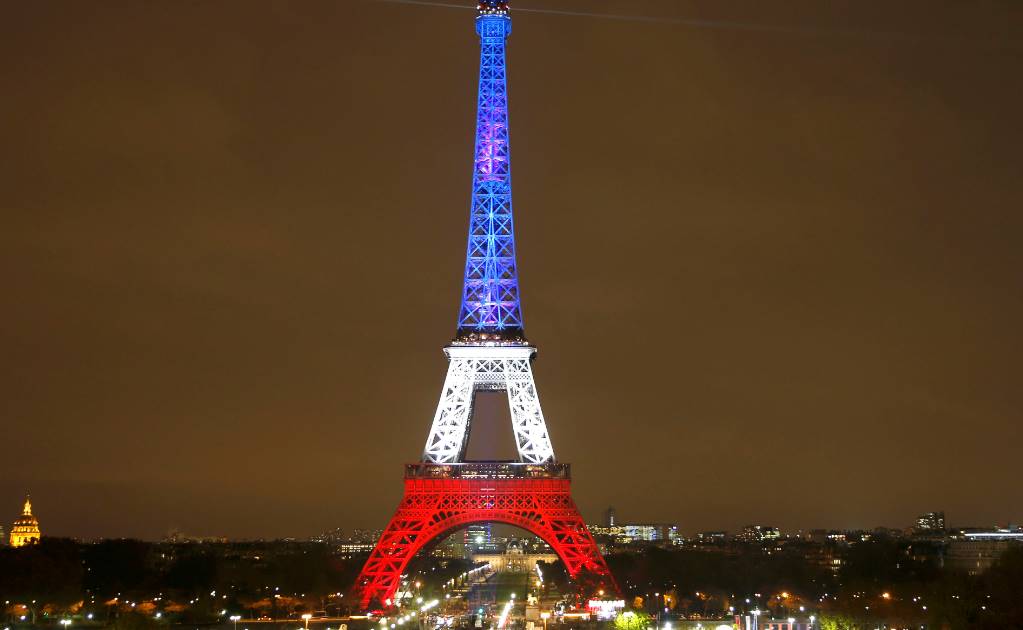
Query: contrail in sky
369,0,823,35
366,0,1021,50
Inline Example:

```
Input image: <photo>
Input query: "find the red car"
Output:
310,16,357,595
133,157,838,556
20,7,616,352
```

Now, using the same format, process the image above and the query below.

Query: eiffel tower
354,0,616,609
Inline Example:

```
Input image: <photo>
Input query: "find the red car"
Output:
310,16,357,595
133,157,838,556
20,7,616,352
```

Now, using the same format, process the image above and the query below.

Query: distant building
604,506,616,527
431,531,467,558
338,542,376,555
916,511,946,532
957,526,1023,541
697,531,727,543
871,526,906,539
472,539,557,573
802,544,845,574
588,524,621,537
589,522,680,548
806,529,855,545
619,523,679,544
465,523,498,553
312,527,346,544
737,525,780,543
947,530,1023,575
9,496,42,547
337,528,383,555
350,528,384,543
164,529,228,544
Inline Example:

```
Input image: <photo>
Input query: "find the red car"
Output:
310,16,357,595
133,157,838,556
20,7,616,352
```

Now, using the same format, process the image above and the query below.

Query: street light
231,615,242,630
60,620,72,630
302,614,313,630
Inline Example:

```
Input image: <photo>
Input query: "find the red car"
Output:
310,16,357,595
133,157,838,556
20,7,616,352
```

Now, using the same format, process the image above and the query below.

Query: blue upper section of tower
456,1,523,343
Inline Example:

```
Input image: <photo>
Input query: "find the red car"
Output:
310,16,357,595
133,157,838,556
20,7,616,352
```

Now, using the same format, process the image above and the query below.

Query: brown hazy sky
2,0,1021,541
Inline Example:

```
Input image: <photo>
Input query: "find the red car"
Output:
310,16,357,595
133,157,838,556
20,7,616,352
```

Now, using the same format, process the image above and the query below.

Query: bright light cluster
586,599,625,620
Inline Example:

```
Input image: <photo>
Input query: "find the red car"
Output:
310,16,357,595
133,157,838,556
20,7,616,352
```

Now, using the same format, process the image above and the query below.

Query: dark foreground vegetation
0,539,369,624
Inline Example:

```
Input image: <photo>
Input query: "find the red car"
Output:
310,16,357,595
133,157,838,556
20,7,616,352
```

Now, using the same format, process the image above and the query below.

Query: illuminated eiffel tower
354,1,616,609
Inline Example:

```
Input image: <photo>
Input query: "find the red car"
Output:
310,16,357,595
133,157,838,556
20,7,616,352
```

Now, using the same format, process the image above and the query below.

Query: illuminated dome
9,495,41,547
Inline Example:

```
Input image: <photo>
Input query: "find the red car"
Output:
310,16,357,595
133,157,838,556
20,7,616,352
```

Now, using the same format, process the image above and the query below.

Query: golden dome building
10,496,42,547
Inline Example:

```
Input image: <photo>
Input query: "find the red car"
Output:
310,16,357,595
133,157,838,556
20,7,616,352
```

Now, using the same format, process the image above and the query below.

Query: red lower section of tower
355,463,617,609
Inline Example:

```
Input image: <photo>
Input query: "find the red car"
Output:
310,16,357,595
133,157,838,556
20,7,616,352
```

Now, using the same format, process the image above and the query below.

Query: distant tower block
605,506,617,527
9,495,42,547
353,1,615,609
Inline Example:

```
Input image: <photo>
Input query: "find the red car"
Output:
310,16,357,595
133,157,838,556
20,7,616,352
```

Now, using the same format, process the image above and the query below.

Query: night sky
2,1,1021,541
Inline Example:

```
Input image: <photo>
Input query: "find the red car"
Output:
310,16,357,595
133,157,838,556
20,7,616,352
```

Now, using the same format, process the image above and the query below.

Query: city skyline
3,0,1022,541
2,491,1014,543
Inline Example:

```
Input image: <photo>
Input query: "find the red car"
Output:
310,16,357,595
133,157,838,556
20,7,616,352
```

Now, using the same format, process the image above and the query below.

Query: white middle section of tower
423,345,555,464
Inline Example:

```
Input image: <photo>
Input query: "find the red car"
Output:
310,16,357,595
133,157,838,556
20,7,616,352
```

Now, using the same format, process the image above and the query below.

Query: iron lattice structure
354,1,615,609
457,2,522,340
423,346,554,464
356,468,612,609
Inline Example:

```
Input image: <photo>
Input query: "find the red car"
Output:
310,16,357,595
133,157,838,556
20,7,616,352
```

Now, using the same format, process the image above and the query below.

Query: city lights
496,600,513,629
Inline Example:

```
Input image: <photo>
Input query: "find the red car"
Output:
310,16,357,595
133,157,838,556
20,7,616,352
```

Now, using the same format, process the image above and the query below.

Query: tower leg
504,357,554,464
421,346,556,464
355,474,617,610
422,358,476,463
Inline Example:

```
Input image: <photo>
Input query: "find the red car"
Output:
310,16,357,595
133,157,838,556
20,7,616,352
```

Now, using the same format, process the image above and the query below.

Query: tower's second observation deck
405,462,569,480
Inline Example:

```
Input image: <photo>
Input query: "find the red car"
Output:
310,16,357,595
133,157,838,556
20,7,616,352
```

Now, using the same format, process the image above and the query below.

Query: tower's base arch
355,463,617,609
